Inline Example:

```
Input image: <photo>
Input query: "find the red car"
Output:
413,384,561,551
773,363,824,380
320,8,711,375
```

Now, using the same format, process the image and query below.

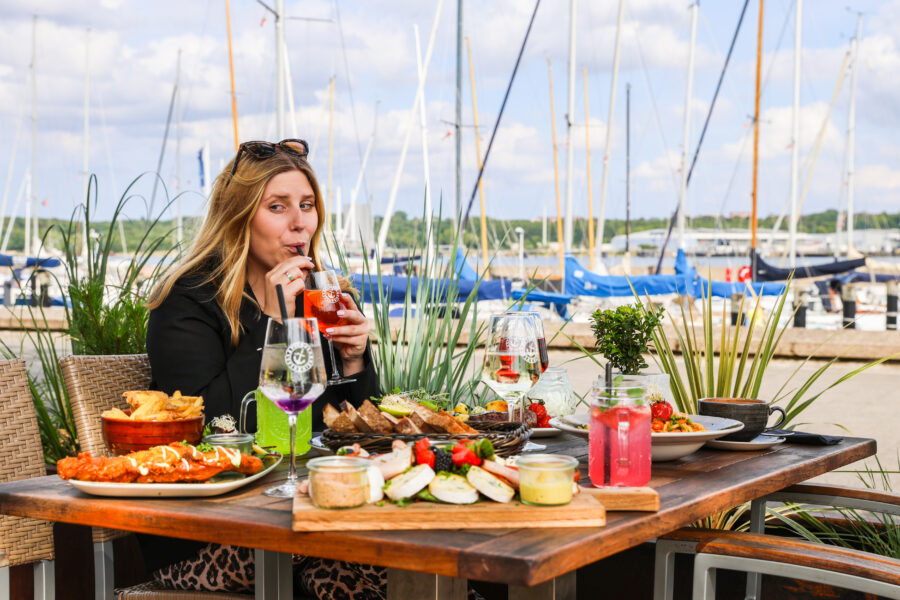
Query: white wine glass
480,313,542,421
259,317,327,498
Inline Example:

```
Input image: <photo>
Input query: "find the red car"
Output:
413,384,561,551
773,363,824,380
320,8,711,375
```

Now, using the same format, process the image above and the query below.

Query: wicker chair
60,353,152,599
0,359,55,599
60,355,258,600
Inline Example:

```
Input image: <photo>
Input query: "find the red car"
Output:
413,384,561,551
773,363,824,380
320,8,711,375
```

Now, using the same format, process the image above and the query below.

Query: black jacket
141,273,381,572
146,273,381,433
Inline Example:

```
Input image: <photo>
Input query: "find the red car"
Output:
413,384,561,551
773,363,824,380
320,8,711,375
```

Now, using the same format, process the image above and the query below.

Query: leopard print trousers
154,543,484,600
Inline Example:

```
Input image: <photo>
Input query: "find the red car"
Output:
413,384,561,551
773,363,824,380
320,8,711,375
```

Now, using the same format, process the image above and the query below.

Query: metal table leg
255,549,292,600
745,497,766,600
386,568,467,600
508,571,576,600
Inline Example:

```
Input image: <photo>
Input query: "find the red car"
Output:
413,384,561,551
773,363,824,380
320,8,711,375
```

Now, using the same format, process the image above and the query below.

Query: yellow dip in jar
516,454,579,506
307,456,370,509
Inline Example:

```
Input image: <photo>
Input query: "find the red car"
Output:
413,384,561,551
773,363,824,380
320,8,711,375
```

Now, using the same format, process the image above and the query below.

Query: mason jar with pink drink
588,383,651,487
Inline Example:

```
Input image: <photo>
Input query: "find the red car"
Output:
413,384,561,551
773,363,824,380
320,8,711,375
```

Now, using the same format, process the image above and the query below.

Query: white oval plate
529,426,563,438
706,435,786,451
66,454,282,498
553,413,745,462
549,416,587,438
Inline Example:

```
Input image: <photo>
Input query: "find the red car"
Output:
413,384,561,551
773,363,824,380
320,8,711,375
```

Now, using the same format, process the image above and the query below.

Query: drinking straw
276,284,289,322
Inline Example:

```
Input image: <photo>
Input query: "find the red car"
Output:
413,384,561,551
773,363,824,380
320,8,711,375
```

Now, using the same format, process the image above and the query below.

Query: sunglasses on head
227,138,310,184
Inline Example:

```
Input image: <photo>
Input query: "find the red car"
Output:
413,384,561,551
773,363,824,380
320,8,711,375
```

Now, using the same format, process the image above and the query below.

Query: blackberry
433,448,453,473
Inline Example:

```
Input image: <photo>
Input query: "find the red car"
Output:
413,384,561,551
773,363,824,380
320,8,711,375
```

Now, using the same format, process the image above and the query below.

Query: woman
146,139,378,433
143,139,386,598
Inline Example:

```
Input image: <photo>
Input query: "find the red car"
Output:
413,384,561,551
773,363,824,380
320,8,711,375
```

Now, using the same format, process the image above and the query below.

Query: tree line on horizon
0,208,897,253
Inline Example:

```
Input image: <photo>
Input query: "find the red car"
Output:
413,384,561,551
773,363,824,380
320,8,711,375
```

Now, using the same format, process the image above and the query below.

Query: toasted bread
357,399,395,433
339,401,371,432
408,411,436,433
323,403,356,433
435,409,478,434
393,417,422,434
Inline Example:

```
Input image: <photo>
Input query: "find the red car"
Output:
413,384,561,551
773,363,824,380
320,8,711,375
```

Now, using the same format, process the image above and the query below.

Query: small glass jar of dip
202,433,254,455
516,454,579,506
307,456,370,509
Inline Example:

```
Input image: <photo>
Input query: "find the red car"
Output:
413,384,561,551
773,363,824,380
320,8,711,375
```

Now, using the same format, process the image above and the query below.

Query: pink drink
588,404,651,487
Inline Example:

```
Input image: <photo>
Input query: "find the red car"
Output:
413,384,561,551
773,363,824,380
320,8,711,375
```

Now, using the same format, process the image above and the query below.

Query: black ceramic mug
697,398,786,442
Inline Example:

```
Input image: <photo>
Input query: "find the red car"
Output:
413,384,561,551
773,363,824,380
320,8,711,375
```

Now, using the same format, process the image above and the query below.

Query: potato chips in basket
102,390,204,421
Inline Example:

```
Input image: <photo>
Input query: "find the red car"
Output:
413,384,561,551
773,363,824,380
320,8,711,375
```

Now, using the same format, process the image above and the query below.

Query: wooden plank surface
0,434,876,588
293,493,607,531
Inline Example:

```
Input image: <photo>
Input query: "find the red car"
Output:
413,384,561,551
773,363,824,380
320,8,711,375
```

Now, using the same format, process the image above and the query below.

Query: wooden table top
0,434,875,587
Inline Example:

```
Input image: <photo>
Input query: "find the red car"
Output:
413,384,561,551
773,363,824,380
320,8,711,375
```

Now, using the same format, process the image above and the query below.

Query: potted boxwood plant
590,304,671,405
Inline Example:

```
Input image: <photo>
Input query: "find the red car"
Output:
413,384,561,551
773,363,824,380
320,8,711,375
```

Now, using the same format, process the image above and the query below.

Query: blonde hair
147,148,337,346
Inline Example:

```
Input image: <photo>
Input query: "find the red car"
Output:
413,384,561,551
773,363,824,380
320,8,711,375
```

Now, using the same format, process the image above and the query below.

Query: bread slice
339,401,371,432
393,417,422,434
381,412,401,427
357,399,395,433
408,412,436,433
323,403,356,432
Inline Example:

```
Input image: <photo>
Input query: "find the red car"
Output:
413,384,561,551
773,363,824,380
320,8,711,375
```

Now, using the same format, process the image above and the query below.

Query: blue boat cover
0,254,61,268
511,288,573,310
674,249,785,296
566,253,785,297
454,248,478,281
351,274,511,304
565,256,694,296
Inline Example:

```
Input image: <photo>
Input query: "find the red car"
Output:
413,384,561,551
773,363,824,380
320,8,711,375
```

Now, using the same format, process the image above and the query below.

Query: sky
1,0,898,231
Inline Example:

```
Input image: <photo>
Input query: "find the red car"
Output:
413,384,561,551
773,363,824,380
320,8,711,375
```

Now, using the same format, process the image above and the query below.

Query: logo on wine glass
284,341,314,373
503,336,538,365
323,288,341,303
522,340,538,365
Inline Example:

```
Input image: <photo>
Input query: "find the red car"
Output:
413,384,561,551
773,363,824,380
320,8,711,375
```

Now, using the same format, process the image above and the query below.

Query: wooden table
0,434,875,600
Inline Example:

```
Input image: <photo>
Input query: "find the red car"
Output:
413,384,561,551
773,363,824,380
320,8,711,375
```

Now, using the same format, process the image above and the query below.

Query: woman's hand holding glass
260,255,315,319
327,293,369,373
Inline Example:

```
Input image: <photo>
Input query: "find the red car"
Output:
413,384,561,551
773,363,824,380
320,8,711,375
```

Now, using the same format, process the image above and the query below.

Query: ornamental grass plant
1,175,177,462
326,217,489,407
638,279,896,425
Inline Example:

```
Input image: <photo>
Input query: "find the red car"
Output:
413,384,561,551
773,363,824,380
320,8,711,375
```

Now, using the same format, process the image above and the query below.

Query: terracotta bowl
102,411,204,456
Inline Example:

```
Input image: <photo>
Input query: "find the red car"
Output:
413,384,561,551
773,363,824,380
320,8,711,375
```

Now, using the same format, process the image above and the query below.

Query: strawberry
414,438,436,469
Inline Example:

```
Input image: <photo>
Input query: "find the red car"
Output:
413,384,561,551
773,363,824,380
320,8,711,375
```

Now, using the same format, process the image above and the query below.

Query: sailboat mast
275,0,285,139
347,103,377,247
376,0,444,257
82,28,91,257
225,0,239,150
416,26,434,261
455,0,463,230
751,0,764,280
788,0,802,268
563,0,577,251
28,15,37,257
678,2,698,251
547,60,566,282
595,0,626,268
175,49,183,247
583,67,593,266
465,37,490,276
626,82,631,254
326,76,335,232
846,13,863,256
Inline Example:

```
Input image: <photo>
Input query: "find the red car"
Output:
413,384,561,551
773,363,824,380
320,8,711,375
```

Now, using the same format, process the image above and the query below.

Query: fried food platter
66,453,282,498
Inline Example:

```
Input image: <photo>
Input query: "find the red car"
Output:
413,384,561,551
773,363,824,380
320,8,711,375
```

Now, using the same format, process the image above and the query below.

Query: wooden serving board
579,486,659,512
292,487,658,532
293,493,606,531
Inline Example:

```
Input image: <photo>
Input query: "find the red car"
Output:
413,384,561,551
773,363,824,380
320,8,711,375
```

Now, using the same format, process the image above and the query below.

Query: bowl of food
551,412,744,462
101,391,204,456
